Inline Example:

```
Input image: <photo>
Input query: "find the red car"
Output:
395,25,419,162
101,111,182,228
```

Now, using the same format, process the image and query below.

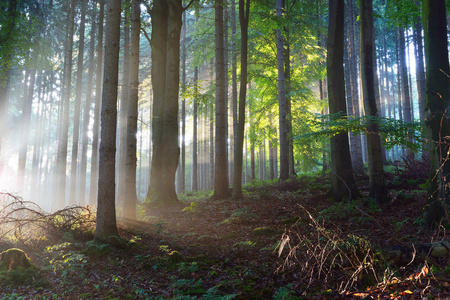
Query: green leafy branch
295,112,425,152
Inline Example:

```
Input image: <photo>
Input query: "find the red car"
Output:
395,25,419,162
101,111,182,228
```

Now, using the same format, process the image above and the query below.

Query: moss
167,250,184,267
0,249,47,287
0,248,36,271
253,227,276,236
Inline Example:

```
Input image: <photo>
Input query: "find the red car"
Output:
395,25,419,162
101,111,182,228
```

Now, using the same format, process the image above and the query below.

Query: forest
0,0,449,298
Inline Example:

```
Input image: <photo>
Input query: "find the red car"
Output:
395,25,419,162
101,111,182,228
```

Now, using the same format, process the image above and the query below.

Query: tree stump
0,248,35,271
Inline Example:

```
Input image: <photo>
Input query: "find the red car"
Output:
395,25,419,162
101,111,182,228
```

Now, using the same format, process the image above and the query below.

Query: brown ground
1,167,450,299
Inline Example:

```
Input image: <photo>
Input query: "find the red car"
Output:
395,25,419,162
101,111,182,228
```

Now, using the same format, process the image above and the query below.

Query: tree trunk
359,0,388,203
398,27,414,160
0,0,17,159
69,0,87,205
213,0,231,199
283,0,295,178
117,0,131,205
55,0,76,209
276,0,288,181
123,0,140,221
147,0,182,206
79,5,97,206
178,10,187,194
232,0,250,199
422,0,450,226
327,0,358,202
89,0,104,207
18,65,36,192
192,65,198,191
413,19,427,159
95,0,121,242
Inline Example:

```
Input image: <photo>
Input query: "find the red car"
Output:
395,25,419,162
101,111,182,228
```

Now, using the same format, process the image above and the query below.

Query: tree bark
398,27,414,160
359,0,388,203
276,0,288,181
422,0,450,226
69,0,87,205
95,0,121,242
117,0,131,205
232,0,250,199
89,0,104,207
327,0,358,202
213,0,231,199
147,0,182,206
79,5,97,206
55,0,76,209
123,0,140,221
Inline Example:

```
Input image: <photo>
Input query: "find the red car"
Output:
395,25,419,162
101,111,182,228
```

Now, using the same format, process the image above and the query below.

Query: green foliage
81,241,112,257
319,199,381,225
384,0,421,27
43,242,87,283
232,240,256,248
253,227,275,236
182,202,199,213
0,265,45,288
219,207,258,225
296,112,425,153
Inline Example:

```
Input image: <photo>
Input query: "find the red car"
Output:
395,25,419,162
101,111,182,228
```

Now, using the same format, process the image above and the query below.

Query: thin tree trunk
276,0,288,181
123,0,140,221
213,0,231,199
79,5,97,206
89,0,104,207
117,1,131,204
232,0,250,199
55,0,76,209
69,0,87,205
178,11,187,193
399,27,414,160
192,65,198,191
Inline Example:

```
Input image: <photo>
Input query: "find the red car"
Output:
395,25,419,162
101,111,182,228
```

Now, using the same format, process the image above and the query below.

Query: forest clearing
1,165,450,299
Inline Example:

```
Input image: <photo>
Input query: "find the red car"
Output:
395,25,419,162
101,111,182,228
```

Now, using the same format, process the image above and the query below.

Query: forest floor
1,163,450,299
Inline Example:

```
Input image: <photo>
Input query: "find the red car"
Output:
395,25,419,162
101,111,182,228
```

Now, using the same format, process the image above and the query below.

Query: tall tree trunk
231,0,238,186
178,10,187,193
345,0,363,173
95,0,121,242
55,0,76,209
422,0,450,226
283,0,295,178
0,0,18,160
147,0,182,206
117,1,131,204
69,0,87,205
232,0,250,199
192,65,198,191
359,0,388,203
276,0,288,181
398,27,414,160
89,0,104,207
79,5,97,206
213,0,231,199
327,0,358,202
18,66,36,192
413,19,427,158
123,0,140,221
